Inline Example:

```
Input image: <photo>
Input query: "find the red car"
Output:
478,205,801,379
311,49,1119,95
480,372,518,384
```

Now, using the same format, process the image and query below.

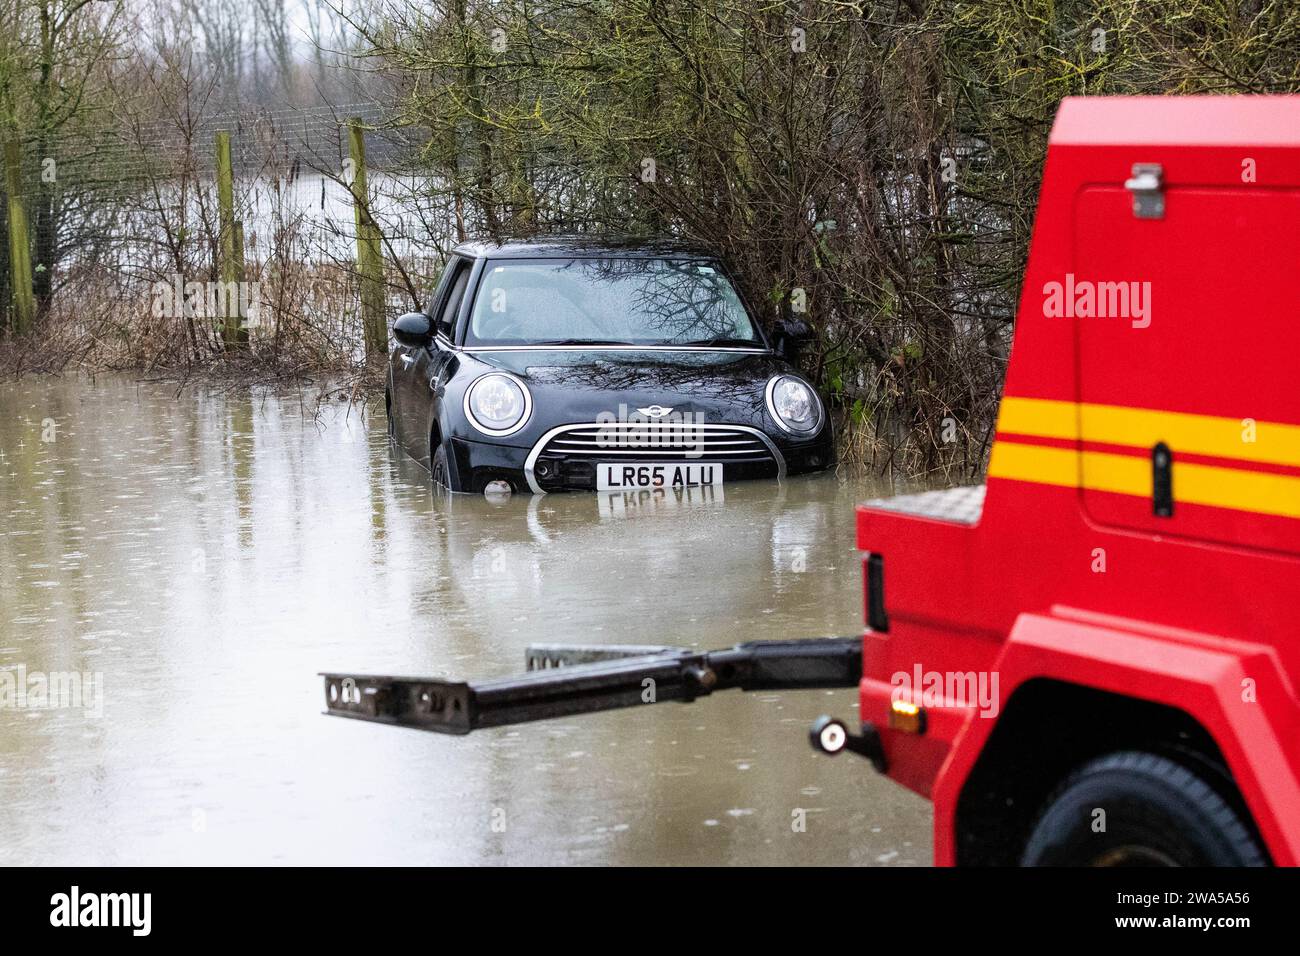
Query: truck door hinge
1125,163,1164,219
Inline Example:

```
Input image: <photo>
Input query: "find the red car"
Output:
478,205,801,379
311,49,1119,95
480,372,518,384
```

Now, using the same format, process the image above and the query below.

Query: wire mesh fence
1,99,457,372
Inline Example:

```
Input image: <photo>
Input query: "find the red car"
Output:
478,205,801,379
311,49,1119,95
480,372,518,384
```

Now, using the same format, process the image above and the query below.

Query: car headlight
765,375,821,434
464,373,532,437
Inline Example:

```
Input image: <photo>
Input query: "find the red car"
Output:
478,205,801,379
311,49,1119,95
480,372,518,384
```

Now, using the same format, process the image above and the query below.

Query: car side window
420,259,456,319
437,263,471,340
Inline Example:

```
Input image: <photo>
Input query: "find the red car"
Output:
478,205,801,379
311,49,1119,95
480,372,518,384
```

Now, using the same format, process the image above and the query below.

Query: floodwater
0,376,931,865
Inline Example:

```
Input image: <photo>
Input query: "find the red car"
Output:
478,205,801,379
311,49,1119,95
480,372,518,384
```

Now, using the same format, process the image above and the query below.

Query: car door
406,258,472,464
393,259,458,451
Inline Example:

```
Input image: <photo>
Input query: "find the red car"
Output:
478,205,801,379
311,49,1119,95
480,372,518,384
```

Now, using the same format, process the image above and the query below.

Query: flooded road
0,376,931,865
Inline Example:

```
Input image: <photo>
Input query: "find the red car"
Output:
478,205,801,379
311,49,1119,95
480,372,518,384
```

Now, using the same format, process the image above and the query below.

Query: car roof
451,235,718,260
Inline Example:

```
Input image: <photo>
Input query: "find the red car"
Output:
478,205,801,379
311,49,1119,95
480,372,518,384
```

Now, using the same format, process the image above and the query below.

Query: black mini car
385,237,834,494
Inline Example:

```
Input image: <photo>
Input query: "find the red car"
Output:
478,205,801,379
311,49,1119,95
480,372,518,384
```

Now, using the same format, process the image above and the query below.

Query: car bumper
450,427,834,495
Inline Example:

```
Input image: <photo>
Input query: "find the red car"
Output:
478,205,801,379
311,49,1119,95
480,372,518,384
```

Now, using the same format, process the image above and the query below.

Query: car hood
473,346,781,375
470,348,798,429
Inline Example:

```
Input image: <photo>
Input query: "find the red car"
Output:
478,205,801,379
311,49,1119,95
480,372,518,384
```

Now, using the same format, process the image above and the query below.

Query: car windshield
464,257,764,348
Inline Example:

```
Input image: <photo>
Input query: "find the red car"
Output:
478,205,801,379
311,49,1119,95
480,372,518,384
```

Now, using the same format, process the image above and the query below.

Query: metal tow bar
321,636,884,768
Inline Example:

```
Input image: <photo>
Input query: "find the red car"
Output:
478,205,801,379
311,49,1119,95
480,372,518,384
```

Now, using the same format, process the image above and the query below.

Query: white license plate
596,461,724,491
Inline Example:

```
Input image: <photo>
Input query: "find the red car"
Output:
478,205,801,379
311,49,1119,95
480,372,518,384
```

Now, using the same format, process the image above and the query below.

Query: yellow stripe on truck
989,440,1300,520
1171,459,1300,520
996,397,1300,469
988,441,1079,488
996,397,1081,442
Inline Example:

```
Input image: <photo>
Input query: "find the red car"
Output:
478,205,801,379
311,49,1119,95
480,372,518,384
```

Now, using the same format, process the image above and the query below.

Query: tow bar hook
810,715,887,773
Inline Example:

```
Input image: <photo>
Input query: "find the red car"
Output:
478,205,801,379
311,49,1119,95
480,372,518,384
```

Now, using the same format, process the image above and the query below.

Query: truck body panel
857,95,1300,864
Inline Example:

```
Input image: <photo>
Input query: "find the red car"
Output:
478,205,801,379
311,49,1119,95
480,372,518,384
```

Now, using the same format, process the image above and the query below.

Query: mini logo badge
637,405,674,418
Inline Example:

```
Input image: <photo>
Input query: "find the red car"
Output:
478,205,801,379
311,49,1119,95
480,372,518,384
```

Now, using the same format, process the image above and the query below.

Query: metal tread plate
862,484,986,525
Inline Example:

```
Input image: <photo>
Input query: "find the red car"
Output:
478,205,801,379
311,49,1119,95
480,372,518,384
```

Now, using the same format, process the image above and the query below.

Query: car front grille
526,422,783,492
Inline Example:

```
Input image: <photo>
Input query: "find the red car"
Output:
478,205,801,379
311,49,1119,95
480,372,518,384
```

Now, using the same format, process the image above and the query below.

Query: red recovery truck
324,96,1300,867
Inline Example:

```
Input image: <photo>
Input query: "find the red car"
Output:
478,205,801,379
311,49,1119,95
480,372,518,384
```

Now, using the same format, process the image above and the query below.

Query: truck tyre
1021,750,1266,867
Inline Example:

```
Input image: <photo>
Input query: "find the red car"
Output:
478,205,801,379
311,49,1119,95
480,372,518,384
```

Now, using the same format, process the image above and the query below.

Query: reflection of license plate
599,484,724,519
596,462,723,491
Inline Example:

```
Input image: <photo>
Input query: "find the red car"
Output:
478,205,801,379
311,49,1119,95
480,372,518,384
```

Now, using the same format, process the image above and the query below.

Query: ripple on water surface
0,375,931,865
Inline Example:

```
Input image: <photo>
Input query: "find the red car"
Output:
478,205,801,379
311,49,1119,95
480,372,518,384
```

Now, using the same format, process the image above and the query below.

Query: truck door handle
1152,442,1174,517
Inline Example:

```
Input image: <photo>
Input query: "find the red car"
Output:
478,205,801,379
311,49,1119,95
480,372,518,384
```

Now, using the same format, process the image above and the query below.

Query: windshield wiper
677,337,765,348
516,337,764,348
529,338,639,347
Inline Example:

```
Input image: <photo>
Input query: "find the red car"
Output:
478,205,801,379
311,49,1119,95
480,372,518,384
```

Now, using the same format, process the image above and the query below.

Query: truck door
1073,182,1300,555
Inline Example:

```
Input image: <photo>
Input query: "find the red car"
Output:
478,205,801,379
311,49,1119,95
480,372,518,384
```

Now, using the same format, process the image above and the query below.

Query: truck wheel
1021,750,1265,867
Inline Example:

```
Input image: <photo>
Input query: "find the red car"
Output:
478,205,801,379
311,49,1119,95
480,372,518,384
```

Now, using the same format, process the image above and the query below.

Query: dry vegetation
3,1,1299,476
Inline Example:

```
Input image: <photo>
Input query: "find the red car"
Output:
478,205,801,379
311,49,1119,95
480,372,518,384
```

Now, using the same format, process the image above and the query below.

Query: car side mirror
393,312,434,349
774,318,813,362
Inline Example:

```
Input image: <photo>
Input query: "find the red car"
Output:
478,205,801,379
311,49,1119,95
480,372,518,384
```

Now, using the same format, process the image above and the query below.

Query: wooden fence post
3,138,34,336
348,119,386,360
215,130,246,347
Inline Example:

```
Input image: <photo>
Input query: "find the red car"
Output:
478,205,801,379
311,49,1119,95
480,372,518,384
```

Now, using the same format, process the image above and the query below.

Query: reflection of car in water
385,237,834,494
419,476,838,662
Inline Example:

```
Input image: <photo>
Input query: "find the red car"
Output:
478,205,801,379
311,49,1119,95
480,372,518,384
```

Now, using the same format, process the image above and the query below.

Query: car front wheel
430,443,453,491
1020,750,1266,867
